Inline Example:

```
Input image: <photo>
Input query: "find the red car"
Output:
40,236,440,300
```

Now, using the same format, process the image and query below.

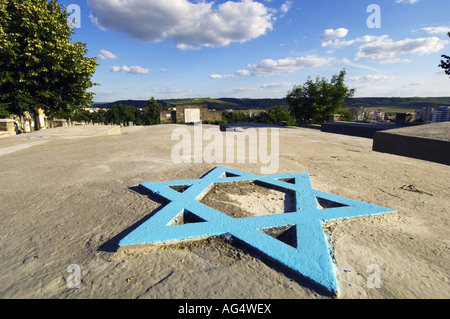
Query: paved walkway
0,125,122,157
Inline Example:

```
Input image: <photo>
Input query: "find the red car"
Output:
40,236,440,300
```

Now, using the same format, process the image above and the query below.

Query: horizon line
92,96,450,104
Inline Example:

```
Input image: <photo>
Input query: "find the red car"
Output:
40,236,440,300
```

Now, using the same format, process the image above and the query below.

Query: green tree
0,102,9,118
141,97,162,125
106,104,136,125
439,32,450,78
287,69,355,124
71,109,91,123
0,0,97,120
106,105,121,125
258,106,297,126
223,110,252,123
90,109,107,124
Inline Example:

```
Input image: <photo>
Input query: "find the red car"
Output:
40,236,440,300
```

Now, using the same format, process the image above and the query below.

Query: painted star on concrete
119,166,396,294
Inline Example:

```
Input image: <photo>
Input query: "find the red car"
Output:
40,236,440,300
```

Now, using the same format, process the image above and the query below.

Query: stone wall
160,111,176,124
0,119,16,137
202,110,223,122
160,104,223,124
175,104,207,123
52,119,69,128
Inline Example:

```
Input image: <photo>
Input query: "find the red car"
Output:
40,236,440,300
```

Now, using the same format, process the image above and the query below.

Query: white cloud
261,82,292,88
210,74,235,79
239,55,333,77
235,70,252,77
378,58,412,64
88,0,274,49
110,65,151,74
395,0,419,4
349,74,399,82
176,43,201,51
279,1,293,17
219,81,292,98
356,36,447,60
319,28,349,40
422,26,450,35
341,58,381,72
321,34,387,48
321,38,355,48
98,49,117,60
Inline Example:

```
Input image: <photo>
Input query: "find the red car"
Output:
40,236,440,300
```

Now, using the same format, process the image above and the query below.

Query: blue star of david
119,166,396,294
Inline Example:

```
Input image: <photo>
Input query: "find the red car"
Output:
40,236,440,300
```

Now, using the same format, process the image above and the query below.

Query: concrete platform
321,122,399,139
0,124,448,299
373,122,450,165
219,122,288,132
0,125,122,157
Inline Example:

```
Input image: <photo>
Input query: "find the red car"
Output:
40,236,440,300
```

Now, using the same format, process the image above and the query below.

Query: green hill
346,97,450,113
94,97,288,111
94,97,450,113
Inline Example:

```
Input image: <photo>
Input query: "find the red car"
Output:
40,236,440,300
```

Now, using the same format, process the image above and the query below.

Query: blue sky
61,0,450,102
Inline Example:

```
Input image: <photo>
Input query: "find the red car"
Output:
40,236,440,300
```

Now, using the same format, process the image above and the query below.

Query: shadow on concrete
219,122,292,132
321,122,397,139
228,236,337,297
97,185,169,253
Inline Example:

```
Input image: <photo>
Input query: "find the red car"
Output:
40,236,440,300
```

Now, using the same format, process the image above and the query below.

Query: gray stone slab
219,122,287,132
373,122,450,165
321,122,398,138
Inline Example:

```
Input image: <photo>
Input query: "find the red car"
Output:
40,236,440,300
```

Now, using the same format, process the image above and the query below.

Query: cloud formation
236,55,333,77
209,74,235,79
319,28,349,40
349,74,399,82
261,82,292,89
356,36,447,60
279,1,293,17
88,0,274,49
422,26,450,35
98,49,118,60
395,0,419,4
321,35,385,48
320,31,448,63
111,65,151,74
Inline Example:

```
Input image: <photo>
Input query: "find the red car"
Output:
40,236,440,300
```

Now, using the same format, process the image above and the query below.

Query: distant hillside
94,97,450,112
94,98,288,111
93,100,150,109
346,97,450,112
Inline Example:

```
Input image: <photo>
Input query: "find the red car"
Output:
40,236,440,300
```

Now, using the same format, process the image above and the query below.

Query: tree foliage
286,70,355,124
258,106,297,126
0,0,97,117
143,97,163,125
439,32,450,78
223,110,251,123
106,104,137,125
92,98,163,126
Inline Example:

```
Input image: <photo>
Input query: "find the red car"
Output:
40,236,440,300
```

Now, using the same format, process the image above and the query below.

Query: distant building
85,107,102,113
414,106,435,123
328,114,341,122
365,109,385,122
348,106,365,121
432,106,450,123
396,113,414,124
160,104,222,124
